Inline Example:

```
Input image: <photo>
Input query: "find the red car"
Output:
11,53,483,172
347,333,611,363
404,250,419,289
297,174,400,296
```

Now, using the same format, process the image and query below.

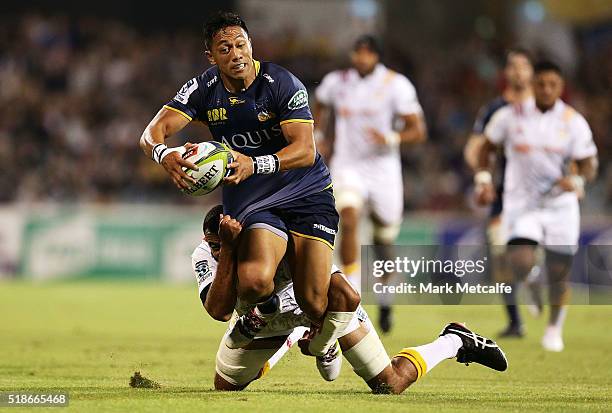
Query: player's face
350,47,379,76
208,26,253,80
533,71,564,110
504,53,533,89
204,233,221,260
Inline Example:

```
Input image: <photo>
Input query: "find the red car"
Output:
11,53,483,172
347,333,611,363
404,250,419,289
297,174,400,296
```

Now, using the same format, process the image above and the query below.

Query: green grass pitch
1,281,611,412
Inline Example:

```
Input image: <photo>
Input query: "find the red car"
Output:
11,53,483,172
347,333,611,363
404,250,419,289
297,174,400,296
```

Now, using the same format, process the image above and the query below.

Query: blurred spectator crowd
0,14,610,212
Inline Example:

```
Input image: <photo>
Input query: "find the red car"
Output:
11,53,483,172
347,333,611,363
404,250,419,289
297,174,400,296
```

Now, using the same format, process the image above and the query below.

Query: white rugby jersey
316,64,422,163
485,98,597,210
191,241,344,338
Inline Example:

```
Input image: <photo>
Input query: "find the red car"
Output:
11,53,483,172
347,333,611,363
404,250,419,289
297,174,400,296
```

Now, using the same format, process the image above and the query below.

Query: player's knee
214,373,246,391
299,294,328,321
237,264,275,302
507,239,537,279
545,250,573,282
328,274,360,312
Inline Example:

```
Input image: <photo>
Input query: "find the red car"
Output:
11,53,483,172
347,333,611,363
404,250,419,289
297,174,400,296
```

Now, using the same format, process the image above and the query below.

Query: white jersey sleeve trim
569,112,598,160
484,106,511,145
392,74,423,115
315,71,340,105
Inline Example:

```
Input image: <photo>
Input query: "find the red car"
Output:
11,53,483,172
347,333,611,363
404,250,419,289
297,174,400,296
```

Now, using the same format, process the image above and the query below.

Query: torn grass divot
129,371,161,389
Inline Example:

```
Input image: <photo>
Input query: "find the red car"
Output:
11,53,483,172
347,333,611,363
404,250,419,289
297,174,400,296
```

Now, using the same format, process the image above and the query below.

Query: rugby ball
181,142,233,196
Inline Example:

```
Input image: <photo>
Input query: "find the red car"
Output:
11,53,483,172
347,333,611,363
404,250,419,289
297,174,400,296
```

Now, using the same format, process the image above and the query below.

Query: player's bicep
281,121,314,144
279,122,316,166
150,106,192,136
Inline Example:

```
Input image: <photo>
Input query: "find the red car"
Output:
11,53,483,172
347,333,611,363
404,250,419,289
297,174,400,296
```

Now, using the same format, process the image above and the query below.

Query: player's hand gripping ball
181,142,233,196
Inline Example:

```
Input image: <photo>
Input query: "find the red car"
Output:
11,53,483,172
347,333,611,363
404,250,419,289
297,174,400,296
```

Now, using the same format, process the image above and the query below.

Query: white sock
409,334,463,373
551,306,567,330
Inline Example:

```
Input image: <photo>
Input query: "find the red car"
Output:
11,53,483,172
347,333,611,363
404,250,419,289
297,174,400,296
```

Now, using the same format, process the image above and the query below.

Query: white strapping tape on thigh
342,328,391,381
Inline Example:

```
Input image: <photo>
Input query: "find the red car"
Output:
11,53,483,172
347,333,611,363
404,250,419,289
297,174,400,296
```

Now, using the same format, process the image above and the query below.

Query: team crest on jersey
287,89,308,110
175,78,198,104
263,73,275,83
229,97,246,105
257,110,276,122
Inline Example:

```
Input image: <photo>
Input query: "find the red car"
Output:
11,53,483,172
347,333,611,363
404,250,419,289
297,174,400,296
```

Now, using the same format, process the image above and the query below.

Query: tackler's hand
219,214,243,247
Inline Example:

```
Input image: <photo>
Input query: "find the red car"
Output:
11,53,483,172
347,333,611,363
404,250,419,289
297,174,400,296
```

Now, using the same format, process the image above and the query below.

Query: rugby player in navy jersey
139,12,347,356
464,48,541,338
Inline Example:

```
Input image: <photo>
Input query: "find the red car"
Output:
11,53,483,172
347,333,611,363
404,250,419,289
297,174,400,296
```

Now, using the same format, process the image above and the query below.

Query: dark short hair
533,60,563,77
353,34,382,56
203,205,224,234
203,11,249,50
505,47,533,65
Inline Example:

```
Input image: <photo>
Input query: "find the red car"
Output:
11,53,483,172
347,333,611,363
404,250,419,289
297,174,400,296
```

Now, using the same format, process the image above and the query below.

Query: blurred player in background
194,206,507,392
465,48,539,338
476,61,599,351
140,12,348,358
314,35,427,333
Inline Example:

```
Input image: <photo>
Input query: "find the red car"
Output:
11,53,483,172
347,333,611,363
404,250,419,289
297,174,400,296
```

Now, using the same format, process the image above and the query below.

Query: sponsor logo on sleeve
207,75,218,88
195,260,213,287
175,78,199,104
287,89,309,110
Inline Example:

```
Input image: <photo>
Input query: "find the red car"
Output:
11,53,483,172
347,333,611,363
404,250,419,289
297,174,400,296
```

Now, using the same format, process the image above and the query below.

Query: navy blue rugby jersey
165,60,332,221
473,96,508,217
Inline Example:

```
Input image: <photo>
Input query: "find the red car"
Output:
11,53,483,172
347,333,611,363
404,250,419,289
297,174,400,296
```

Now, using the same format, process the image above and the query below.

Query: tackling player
314,35,426,332
464,48,539,338
195,206,508,392
140,12,347,357
476,61,599,351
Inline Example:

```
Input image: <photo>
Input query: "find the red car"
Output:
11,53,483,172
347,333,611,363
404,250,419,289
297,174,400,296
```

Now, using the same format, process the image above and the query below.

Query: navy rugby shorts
242,187,339,249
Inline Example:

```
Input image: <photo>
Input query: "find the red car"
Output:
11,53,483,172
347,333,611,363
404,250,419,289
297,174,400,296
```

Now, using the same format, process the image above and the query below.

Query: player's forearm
275,141,316,169
204,247,237,321
139,108,191,159
313,101,329,140
476,138,497,172
399,115,427,144
464,135,486,171
139,124,166,158
576,156,598,182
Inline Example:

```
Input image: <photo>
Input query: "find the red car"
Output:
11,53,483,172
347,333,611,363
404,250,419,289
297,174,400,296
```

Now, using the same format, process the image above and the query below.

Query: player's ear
205,50,216,65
